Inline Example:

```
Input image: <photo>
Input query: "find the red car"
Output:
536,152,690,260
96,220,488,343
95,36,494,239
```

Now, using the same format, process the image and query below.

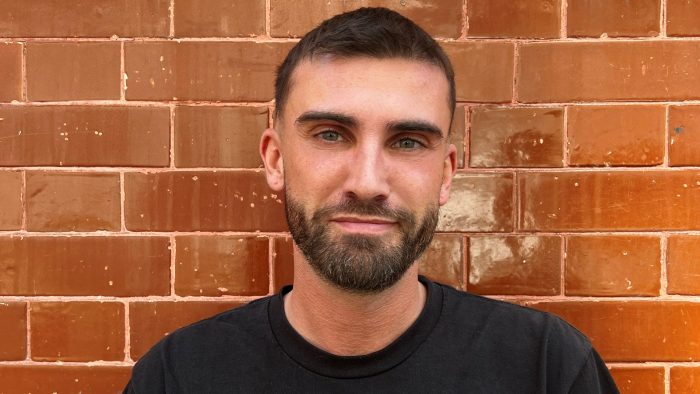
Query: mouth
329,216,398,234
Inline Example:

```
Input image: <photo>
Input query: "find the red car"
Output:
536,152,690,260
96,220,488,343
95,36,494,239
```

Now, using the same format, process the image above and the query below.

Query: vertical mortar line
462,235,469,292
25,302,31,361
265,0,272,38
463,104,470,168
562,105,569,167
512,170,519,232
120,172,126,232
21,41,27,101
559,0,567,38
20,170,27,231
120,41,125,101
170,235,177,296
511,42,519,104
169,0,175,38
268,236,275,294
664,365,671,394
170,104,176,168
124,301,131,362
660,0,667,37
461,0,468,39
664,105,670,167
660,234,668,296
560,234,567,296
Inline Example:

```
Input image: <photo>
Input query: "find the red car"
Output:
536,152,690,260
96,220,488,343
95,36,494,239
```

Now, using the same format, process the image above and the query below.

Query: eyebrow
295,111,358,128
294,110,445,138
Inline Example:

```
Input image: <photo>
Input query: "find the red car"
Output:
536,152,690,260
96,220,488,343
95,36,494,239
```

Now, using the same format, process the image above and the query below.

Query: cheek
284,150,346,201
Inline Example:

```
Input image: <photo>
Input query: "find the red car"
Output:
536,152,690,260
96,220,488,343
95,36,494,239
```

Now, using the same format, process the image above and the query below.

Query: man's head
261,8,457,294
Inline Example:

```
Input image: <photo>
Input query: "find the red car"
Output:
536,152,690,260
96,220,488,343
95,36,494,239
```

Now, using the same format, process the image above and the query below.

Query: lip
330,216,398,233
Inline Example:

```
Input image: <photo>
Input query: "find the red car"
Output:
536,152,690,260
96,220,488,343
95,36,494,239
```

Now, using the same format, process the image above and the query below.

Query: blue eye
319,130,341,142
394,138,420,149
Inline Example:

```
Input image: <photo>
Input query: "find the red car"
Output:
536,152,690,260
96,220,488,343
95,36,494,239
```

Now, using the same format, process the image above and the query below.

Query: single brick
417,234,465,290
273,236,294,292
0,302,26,360
667,236,700,295
667,0,700,36
174,106,267,168
31,302,124,362
0,236,170,296
0,366,131,393
609,368,665,394
27,43,120,101
130,301,240,360
0,43,22,101
125,42,294,102
437,172,514,232
565,236,661,296
175,235,270,296
519,171,700,231
174,0,265,37
568,105,665,166
0,0,168,37
468,236,561,295
669,106,700,166
670,367,700,393
529,301,700,361
26,172,120,231
519,41,700,102
0,105,170,167
270,0,462,38
470,107,563,167
0,171,22,230
450,105,466,169
467,0,560,38
567,0,660,37
443,42,514,103
125,171,287,232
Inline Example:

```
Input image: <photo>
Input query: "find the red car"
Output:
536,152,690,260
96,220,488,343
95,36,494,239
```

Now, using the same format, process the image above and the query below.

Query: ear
438,143,457,206
260,128,285,191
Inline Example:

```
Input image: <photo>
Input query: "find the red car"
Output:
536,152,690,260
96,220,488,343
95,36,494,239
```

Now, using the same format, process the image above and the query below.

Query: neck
284,247,426,356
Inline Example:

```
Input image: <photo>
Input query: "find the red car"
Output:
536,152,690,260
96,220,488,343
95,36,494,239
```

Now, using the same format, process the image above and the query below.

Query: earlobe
438,144,457,206
260,128,285,191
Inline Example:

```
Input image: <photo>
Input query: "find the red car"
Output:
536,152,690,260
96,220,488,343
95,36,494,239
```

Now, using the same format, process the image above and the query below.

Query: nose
343,142,390,202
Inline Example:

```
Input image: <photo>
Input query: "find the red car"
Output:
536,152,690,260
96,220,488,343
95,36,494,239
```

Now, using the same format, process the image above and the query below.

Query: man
125,8,619,393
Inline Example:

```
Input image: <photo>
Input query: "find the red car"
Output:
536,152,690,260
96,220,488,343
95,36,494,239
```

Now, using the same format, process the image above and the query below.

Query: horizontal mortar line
493,295,700,302
465,101,700,107
0,100,274,106
0,360,135,367
607,361,700,368
0,231,289,237
438,36,700,44
0,295,266,303
0,37,301,43
456,167,700,173
2,230,700,238
0,167,267,173
0,100,273,107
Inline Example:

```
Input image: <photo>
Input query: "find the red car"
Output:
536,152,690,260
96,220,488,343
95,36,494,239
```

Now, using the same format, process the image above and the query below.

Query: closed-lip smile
330,216,397,233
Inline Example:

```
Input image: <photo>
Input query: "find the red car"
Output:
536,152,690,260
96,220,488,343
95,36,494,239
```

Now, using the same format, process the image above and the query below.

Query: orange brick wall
0,1,699,392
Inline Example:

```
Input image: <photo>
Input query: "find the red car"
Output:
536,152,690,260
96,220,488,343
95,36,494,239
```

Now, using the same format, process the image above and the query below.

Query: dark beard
285,194,439,293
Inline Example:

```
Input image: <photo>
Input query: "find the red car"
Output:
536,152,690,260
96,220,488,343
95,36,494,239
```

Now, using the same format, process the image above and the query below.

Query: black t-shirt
125,277,619,393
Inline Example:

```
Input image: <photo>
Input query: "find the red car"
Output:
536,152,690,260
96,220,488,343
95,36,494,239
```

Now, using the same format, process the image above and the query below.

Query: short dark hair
274,7,456,123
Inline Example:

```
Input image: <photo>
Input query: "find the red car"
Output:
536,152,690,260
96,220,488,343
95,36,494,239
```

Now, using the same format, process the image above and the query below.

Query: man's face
263,57,456,293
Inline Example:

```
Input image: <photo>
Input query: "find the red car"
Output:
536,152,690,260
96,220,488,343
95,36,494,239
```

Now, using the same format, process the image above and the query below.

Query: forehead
282,57,452,130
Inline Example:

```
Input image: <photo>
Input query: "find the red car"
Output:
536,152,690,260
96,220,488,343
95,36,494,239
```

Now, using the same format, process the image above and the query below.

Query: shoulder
128,296,274,391
435,281,592,361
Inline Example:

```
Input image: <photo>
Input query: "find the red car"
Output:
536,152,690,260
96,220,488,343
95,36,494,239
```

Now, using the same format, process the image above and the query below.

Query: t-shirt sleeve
568,348,620,394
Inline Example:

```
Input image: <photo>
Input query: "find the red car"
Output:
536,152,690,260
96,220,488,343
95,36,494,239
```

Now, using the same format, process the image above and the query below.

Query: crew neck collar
268,275,443,378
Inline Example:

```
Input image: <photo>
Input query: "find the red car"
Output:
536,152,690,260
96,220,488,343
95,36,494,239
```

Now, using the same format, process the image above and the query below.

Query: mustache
312,198,414,224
